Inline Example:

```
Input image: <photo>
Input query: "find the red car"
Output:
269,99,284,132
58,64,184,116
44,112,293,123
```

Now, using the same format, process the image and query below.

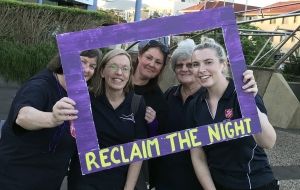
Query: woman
154,39,203,190
133,40,170,188
0,49,102,190
187,38,278,190
133,40,170,135
68,49,148,190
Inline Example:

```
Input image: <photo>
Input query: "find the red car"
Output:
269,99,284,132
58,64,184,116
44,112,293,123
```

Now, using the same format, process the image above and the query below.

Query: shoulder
164,85,179,98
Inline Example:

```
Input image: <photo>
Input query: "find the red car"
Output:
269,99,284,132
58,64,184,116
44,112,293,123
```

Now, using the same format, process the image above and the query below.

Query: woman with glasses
187,37,278,190
132,40,170,188
154,39,204,190
0,49,102,190
68,49,148,190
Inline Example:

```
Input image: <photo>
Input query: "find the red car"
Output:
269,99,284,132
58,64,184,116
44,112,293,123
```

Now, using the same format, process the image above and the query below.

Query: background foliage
0,0,120,83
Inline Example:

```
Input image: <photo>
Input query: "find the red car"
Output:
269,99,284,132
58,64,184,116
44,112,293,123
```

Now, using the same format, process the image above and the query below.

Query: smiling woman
68,49,148,190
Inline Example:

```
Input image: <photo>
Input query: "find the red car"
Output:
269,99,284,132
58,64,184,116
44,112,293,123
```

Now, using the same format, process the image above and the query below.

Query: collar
173,84,204,99
201,78,236,101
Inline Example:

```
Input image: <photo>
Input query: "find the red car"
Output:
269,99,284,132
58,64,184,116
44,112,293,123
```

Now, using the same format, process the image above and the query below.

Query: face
137,47,164,80
80,56,97,81
174,58,197,85
192,48,225,88
101,55,131,92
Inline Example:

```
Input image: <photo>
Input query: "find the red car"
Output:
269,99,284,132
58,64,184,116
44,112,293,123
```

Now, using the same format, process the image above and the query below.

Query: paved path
266,128,300,190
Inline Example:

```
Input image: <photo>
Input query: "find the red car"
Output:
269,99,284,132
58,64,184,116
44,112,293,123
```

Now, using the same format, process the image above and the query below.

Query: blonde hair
90,49,133,96
194,37,230,76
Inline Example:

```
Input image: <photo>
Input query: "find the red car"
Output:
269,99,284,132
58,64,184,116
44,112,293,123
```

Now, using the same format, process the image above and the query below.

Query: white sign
75,0,94,6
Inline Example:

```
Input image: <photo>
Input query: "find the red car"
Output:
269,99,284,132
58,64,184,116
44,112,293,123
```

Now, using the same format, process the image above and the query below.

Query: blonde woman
68,49,148,190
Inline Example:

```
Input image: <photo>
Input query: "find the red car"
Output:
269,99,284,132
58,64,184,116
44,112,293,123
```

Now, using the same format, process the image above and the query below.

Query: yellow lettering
110,147,121,164
234,120,245,136
141,140,148,158
219,123,226,140
120,146,130,163
165,133,177,152
147,138,160,157
189,128,202,147
243,118,252,133
85,152,100,171
224,122,234,138
130,143,143,161
208,125,221,143
178,131,191,149
99,148,111,168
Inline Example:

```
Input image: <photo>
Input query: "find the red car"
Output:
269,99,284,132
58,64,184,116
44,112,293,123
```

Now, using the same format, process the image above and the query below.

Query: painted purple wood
56,6,261,175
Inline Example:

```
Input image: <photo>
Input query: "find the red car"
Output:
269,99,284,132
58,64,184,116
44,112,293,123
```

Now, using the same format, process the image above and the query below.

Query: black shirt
134,82,169,135
186,79,275,189
154,85,203,190
0,69,75,190
134,82,169,188
68,91,147,190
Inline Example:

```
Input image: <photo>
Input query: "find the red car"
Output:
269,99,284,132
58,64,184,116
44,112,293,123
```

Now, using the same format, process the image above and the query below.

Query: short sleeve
10,81,49,123
255,95,267,115
134,97,148,140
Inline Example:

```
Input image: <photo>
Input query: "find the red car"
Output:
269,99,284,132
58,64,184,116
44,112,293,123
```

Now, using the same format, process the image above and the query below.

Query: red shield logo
225,108,233,119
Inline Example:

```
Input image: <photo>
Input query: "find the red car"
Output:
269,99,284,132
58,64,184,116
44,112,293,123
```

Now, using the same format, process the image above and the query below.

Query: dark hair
133,40,169,85
47,49,103,74
90,49,133,97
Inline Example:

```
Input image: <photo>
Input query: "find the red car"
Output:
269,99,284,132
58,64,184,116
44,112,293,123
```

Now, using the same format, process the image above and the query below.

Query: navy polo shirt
134,82,169,135
154,85,203,190
186,79,275,189
0,69,76,190
68,91,147,190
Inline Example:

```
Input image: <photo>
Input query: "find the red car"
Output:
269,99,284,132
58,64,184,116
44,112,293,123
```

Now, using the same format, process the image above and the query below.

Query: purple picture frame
56,6,261,175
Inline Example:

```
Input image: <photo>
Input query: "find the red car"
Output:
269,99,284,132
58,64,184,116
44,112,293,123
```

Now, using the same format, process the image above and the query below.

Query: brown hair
47,49,103,74
133,40,169,86
90,49,133,97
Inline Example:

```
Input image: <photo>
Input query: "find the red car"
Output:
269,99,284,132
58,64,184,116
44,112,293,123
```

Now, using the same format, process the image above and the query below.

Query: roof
245,1,300,16
180,0,258,14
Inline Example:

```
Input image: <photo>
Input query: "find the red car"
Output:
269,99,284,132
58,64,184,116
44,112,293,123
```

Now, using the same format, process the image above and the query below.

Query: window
294,16,298,23
282,17,288,24
270,19,276,24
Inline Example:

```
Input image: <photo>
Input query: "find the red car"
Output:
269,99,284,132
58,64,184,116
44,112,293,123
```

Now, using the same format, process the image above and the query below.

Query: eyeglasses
175,62,200,70
144,40,170,55
106,64,131,74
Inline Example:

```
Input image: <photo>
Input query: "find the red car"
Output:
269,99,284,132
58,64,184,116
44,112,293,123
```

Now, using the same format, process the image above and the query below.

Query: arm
16,97,78,130
190,148,216,190
242,70,276,149
124,161,143,190
253,108,276,149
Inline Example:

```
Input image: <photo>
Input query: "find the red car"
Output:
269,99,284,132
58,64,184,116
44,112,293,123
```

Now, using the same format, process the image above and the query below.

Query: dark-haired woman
0,49,102,190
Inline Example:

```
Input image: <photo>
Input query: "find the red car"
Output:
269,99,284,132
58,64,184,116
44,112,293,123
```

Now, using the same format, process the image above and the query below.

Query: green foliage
0,40,57,83
239,24,274,66
0,0,119,82
189,24,274,65
282,55,300,81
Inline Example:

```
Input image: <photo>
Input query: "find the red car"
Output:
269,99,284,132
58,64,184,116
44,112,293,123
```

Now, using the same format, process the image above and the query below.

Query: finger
60,97,76,106
243,70,254,83
242,80,256,90
55,101,76,110
57,109,79,116
61,115,78,121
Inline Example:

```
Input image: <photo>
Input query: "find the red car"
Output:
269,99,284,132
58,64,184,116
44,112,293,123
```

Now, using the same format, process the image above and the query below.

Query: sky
99,0,286,9
229,0,284,7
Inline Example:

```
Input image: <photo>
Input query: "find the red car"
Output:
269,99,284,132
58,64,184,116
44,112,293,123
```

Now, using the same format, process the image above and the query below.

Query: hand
145,106,156,124
242,70,258,97
52,97,78,126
